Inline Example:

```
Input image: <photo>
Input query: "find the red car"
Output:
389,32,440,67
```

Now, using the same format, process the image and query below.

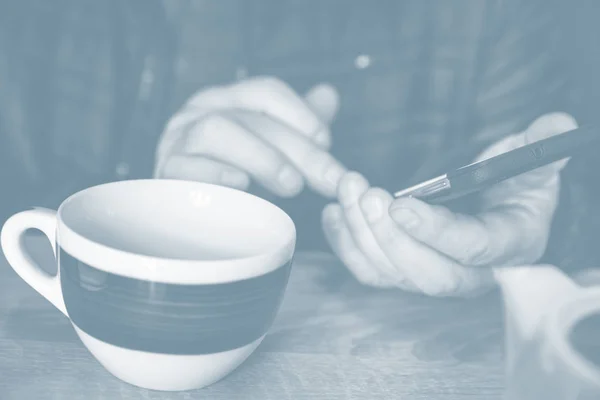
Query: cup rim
55,179,296,284
546,287,600,388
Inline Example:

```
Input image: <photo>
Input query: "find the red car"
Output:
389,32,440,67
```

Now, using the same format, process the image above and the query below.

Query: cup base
73,325,264,391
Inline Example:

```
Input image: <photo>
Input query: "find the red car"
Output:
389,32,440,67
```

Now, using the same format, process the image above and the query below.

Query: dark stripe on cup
59,247,292,355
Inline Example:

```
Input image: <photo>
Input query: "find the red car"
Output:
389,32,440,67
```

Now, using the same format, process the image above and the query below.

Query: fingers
336,173,404,284
227,77,333,147
461,113,577,265
184,78,332,148
322,203,393,287
327,171,495,296
156,78,341,197
360,188,495,297
304,83,340,127
162,107,345,198
160,155,250,190
389,197,491,265
231,110,346,198
182,113,304,197
389,196,547,266
154,106,214,177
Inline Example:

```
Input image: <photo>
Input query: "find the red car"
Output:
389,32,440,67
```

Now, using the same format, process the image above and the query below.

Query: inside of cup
570,311,600,369
58,180,295,261
549,289,600,391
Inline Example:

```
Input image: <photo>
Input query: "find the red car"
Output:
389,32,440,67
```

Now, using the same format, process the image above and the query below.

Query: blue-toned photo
0,1,600,398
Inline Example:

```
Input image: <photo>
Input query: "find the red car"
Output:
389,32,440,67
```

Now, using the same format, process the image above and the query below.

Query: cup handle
1,208,67,316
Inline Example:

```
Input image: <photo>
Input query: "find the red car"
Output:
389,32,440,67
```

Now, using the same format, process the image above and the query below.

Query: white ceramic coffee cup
497,267,600,399
1,179,296,391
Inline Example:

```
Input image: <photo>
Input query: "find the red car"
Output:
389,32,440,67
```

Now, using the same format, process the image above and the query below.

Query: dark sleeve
472,0,567,144
418,0,567,190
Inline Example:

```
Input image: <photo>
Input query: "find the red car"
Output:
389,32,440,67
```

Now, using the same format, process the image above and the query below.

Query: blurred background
0,0,599,269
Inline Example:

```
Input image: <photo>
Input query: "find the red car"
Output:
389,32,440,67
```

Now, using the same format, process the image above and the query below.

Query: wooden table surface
0,235,506,399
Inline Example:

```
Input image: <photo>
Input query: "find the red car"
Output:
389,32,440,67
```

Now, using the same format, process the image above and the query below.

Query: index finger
230,77,331,147
230,110,346,198
187,77,331,147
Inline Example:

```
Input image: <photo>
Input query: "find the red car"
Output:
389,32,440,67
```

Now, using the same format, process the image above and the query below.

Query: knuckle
198,113,231,137
464,242,491,266
416,266,462,297
420,278,458,297
252,76,289,92
444,276,462,296
192,113,243,153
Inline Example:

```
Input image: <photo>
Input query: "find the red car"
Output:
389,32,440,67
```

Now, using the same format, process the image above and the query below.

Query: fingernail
339,172,367,206
323,163,346,191
278,165,303,194
221,170,249,188
313,127,331,148
360,194,384,223
390,208,420,230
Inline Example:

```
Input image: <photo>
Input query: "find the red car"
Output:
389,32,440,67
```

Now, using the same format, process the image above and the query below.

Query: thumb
514,112,579,183
480,112,577,210
305,83,340,125
479,112,578,196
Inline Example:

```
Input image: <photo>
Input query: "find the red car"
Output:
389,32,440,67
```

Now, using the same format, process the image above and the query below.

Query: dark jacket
0,0,597,270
